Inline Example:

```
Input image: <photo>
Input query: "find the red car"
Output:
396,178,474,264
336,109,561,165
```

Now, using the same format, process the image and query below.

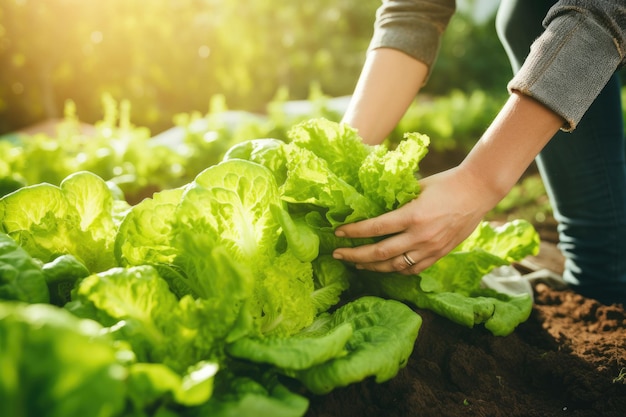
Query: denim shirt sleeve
507,0,626,131
368,0,456,83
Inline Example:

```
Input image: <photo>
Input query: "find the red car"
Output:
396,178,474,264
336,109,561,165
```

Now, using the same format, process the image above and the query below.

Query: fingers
339,246,439,275
333,230,413,266
332,228,440,274
396,253,440,275
334,209,408,239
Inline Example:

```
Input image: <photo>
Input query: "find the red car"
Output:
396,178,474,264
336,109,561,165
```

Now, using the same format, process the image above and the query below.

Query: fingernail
332,252,343,260
335,229,346,237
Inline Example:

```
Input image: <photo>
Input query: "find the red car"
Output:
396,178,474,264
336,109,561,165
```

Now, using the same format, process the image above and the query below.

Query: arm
341,48,428,145
343,0,456,144
333,92,564,274
333,1,624,274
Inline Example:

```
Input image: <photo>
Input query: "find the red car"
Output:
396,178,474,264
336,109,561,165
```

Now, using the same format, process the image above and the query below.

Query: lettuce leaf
126,361,218,409
353,221,538,336
67,265,229,372
287,118,370,188
226,321,353,370
0,233,49,303
289,296,421,394
116,160,324,338
227,296,421,395
358,132,429,210
43,254,90,306
0,302,129,417
310,254,352,313
115,187,186,267
0,171,120,272
190,371,309,417
419,220,540,295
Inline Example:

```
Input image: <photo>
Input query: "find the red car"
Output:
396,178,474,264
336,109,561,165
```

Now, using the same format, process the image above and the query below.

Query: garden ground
303,181,626,417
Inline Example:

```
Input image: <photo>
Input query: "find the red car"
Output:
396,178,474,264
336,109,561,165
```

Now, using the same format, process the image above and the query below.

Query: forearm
459,92,564,207
341,48,428,145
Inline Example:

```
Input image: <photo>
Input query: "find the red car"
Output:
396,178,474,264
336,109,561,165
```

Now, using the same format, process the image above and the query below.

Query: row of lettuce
0,90,507,203
0,118,539,417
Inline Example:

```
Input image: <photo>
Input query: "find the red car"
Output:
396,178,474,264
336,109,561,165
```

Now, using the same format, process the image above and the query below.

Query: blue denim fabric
497,0,626,305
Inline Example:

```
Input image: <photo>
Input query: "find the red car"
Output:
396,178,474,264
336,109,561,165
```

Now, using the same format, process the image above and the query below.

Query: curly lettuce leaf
127,361,218,409
115,187,186,267
419,220,540,294
191,160,283,264
457,219,541,262
287,118,370,188
359,132,429,210
276,120,430,232
280,145,383,227
223,138,289,185
67,265,228,372
310,254,352,313
251,251,317,336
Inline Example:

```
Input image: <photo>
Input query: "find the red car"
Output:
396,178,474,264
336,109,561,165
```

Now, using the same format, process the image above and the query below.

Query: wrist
457,92,563,208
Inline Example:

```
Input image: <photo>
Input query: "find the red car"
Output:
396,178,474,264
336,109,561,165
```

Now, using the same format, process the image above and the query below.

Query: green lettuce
43,254,90,306
0,302,129,417
189,370,309,417
116,160,340,339
353,221,538,336
0,117,545,416
0,171,125,272
226,119,539,336
0,233,49,304
282,296,421,394
67,265,223,372
358,132,429,210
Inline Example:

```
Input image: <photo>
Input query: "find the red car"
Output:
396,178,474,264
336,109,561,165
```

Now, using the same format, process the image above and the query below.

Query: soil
304,279,626,417
303,168,626,417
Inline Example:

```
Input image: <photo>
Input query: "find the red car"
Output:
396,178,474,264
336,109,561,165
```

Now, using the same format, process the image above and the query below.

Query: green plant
0,118,540,416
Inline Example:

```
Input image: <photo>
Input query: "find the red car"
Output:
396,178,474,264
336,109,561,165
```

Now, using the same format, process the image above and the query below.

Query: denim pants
496,0,626,305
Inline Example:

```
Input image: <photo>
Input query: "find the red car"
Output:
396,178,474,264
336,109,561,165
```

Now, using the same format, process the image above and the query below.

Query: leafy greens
0,117,540,417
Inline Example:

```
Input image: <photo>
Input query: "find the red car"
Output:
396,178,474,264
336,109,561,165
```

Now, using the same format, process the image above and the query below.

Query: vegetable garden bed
2,115,624,417
304,241,626,417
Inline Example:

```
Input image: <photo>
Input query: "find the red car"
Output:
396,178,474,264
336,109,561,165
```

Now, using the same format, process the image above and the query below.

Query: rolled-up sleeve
368,0,456,81
508,0,626,131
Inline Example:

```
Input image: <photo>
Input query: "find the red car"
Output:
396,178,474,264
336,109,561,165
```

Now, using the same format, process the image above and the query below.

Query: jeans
496,0,626,305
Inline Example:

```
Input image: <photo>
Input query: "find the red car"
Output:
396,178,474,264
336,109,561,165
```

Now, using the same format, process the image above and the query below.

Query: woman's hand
332,165,499,275
333,92,565,274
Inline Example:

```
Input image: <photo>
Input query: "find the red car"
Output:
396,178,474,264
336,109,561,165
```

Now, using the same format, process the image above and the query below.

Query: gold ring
403,252,416,267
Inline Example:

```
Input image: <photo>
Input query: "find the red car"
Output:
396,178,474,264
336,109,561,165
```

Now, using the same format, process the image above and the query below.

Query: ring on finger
402,252,416,267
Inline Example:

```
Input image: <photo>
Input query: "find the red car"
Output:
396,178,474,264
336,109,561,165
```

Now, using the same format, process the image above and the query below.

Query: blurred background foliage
5,0,624,235
0,0,514,136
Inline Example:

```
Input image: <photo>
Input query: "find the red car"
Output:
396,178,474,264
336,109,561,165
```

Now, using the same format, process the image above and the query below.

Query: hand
332,166,499,275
